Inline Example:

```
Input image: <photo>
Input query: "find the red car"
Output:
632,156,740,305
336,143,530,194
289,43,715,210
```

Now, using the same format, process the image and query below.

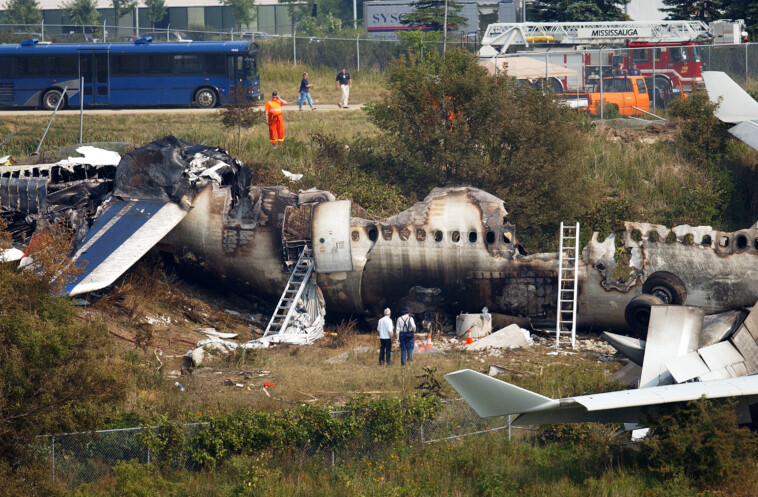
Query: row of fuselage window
353,227,513,245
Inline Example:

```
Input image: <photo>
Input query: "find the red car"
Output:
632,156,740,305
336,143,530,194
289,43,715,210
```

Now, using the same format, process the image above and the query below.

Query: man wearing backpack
397,307,416,366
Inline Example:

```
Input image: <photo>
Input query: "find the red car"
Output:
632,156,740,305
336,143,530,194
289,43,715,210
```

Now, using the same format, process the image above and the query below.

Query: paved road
0,104,362,116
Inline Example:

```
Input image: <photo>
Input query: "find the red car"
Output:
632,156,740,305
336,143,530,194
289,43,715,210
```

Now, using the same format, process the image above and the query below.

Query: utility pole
443,0,449,55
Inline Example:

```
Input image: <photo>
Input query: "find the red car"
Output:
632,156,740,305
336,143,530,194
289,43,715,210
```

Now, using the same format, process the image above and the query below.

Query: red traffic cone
465,329,474,345
426,334,433,349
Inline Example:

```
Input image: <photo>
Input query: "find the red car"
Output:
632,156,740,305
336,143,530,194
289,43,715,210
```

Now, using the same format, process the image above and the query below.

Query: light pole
443,0,448,55
353,0,357,29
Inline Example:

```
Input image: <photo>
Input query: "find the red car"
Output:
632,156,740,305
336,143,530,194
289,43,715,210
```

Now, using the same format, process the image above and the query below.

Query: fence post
420,422,424,444
293,25,297,65
746,43,749,80
51,435,56,482
507,415,511,441
356,33,360,70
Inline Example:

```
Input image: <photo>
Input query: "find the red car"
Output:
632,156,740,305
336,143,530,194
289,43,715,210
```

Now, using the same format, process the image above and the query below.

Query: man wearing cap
396,307,416,366
264,91,288,147
377,308,394,366
335,66,352,109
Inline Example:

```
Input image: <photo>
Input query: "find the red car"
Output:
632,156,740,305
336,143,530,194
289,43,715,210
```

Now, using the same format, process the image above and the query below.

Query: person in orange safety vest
265,91,288,146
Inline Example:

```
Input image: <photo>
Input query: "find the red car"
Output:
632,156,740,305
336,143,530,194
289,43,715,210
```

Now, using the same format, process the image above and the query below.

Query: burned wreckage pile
4,136,758,350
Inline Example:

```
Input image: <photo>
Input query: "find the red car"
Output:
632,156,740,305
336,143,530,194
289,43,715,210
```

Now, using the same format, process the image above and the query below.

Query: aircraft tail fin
444,369,558,418
702,71,758,123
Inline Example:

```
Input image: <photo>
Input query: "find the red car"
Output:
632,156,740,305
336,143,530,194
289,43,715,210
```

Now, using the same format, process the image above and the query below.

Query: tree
144,0,166,28
0,219,129,466
400,0,467,32
529,0,629,22
219,85,264,157
112,0,137,35
365,49,591,249
3,0,41,25
661,0,723,22
220,0,256,30
61,0,99,31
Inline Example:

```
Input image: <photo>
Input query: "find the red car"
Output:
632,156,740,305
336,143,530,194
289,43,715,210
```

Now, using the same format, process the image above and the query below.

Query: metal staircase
263,244,314,338
555,222,580,349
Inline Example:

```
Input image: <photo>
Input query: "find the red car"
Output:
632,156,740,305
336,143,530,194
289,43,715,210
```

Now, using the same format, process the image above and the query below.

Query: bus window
143,54,171,74
206,55,225,76
112,55,140,75
245,56,257,79
49,55,77,77
17,56,46,77
173,54,203,74
0,57,12,77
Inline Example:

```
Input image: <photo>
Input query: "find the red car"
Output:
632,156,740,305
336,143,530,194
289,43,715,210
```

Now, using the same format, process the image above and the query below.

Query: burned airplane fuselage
3,137,758,334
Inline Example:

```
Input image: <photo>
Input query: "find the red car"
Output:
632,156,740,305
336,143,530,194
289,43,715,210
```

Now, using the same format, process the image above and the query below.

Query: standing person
298,71,315,111
335,66,352,109
264,91,287,147
377,308,393,366
396,307,416,366
613,62,627,76
628,63,641,76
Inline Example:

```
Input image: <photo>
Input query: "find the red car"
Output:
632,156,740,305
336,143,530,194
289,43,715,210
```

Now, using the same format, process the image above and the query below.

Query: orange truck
559,76,651,117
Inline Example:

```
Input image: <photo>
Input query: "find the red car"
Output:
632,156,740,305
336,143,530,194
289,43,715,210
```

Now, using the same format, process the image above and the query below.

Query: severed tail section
444,369,559,418
702,71,758,123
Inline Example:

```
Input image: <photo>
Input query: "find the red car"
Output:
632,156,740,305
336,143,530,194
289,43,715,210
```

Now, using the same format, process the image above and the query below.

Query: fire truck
479,20,747,104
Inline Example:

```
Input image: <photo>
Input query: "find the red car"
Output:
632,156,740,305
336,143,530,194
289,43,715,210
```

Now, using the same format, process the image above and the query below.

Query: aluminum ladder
555,222,580,349
263,244,314,338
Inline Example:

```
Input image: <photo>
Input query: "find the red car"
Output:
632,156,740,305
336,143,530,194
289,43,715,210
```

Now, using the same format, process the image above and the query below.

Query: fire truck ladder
555,222,580,349
264,244,314,338
480,21,709,55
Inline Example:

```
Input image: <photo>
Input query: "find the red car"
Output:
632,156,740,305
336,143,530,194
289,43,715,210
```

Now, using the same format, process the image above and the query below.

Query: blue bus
0,38,260,110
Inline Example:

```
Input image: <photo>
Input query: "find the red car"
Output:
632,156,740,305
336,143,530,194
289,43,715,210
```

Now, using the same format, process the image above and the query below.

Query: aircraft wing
63,199,187,296
702,71,758,152
445,369,758,425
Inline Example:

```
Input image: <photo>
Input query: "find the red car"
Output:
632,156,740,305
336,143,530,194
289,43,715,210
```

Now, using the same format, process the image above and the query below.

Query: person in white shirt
377,308,394,366
396,307,417,366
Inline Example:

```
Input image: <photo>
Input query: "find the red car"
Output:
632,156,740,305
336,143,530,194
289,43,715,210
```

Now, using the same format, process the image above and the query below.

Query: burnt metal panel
665,351,710,383
731,326,758,374
698,341,744,371
640,305,703,388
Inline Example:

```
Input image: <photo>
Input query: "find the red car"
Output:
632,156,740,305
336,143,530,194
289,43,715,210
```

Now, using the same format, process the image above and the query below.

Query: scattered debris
74,298,90,306
326,345,371,364
456,308,492,338
281,169,303,181
175,382,185,392
194,327,239,339
467,324,532,351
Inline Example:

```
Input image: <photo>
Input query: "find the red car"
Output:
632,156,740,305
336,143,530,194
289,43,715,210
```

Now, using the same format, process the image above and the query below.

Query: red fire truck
479,20,746,104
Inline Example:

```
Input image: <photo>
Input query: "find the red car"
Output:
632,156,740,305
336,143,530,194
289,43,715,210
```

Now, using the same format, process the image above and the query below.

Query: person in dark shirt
297,72,315,111
628,63,641,76
335,66,352,109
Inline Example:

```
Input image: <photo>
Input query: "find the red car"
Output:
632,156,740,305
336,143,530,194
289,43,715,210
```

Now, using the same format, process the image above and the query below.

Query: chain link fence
35,398,523,489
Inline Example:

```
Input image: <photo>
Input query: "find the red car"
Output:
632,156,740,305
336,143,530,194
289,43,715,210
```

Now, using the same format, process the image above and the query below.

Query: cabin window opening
503,231,512,244
665,232,676,244
368,226,378,242
451,231,460,243
416,229,427,241
434,230,443,242
351,230,360,242
382,227,392,240
648,231,660,243
319,237,325,244
702,235,712,246
720,235,729,247
469,231,477,243
399,227,410,241
754,238,758,251
736,234,748,250
683,234,694,246
486,231,495,244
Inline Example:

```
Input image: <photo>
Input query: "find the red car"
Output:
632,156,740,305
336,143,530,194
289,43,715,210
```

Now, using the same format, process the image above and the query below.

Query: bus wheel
195,88,217,109
42,89,64,110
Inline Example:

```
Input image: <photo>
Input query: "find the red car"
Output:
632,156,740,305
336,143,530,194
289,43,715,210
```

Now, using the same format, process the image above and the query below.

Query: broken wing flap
702,71,758,153
444,369,559,418
446,369,758,426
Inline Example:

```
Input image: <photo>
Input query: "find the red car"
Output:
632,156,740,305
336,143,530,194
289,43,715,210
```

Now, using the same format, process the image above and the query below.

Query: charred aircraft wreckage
1,135,758,338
